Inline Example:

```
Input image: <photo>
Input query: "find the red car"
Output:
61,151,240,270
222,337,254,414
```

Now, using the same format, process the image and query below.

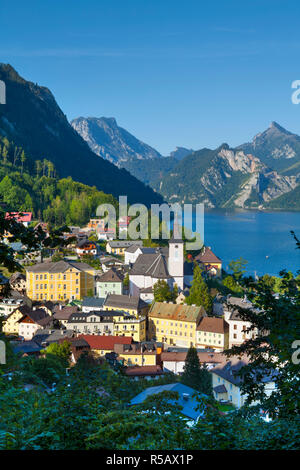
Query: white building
223,296,259,348
129,220,186,296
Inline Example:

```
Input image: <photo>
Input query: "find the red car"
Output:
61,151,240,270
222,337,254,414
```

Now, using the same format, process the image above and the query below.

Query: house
129,220,186,295
196,317,229,351
130,383,206,423
34,222,49,237
211,356,276,408
0,297,25,317
96,268,123,297
78,334,133,357
58,337,90,363
161,349,226,374
26,260,96,301
103,294,149,318
114,341,158,366
124,245,156,265
97,228,116,241
124,365,164,380
148,302,207,347
139,286,154,303
223,296,259,347
76,239,97,257
106,240,143,256
17,309,53,340
118,216,131,234
194,246,222,277
12,340,43,357
66,310,116,336
2,305,32,335
99,256,124,272
87,216,105,231
53,305,81,327
82,296,106,312
5,211,32,227
113,312,147,342
9,272,26,293
32,328,74,347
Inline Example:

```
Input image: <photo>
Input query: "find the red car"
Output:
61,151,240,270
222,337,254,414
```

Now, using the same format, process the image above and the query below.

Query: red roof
5,212,32,223
195,246,222,264
78,334,133,350
124,365,164,376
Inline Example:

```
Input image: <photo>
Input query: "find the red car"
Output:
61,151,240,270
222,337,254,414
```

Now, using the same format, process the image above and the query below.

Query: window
234,324,237,330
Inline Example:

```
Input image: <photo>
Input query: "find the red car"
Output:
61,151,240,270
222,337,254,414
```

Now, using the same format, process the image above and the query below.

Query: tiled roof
5,212,32,223
78,334,133,350
195,246,222,264
129,253,171,278
197,317,229,334
97,268,123,283
108,240,143,248
26,260,95,273
130,383,206,420
210,356,250,386
161,351,226,364
125,365,164,377
53,305,79,320
82,297,106,308
149,302,206,322
18,308,50,325
104,294,148,310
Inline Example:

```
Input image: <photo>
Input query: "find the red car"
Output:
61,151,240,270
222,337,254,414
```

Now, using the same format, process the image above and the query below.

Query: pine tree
181,346,213,396
186,263,213,314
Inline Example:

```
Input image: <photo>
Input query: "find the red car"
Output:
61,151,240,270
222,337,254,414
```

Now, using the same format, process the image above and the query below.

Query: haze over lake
185,210,300,277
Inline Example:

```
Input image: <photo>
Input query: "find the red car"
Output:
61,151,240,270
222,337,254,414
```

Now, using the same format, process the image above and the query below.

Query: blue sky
1,0,300,154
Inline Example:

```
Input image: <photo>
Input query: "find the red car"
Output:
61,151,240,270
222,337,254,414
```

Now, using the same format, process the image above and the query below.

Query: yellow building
148,302,207,347
103,294,149,318
106,241,143,256
78,334,133,358
2,305,30,335
194,246,222,277
26,260,95,301
196,317,229,351
114,342,157,366
113,313,146,342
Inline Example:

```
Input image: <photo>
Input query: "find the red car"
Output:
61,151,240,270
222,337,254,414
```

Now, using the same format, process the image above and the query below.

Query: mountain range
1,64,300,210
0,64,163,206
73,114,300,209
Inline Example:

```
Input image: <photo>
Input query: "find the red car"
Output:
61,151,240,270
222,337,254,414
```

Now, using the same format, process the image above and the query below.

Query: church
128,218,191,301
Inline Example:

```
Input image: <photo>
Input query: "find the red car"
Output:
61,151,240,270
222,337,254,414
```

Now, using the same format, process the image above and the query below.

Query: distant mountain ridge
71,116,161,165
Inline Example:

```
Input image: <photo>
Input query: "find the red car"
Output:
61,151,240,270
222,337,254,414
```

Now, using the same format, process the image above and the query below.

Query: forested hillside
0,136,117,227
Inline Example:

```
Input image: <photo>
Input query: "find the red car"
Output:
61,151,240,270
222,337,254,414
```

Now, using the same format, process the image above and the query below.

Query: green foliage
153,280,178,303
43,341,71,368
222,275,244,296
229,257,248,282
186,264,213,313
181,346,213,396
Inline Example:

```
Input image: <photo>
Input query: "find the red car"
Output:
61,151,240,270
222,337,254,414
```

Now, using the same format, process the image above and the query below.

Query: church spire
169,212,184,244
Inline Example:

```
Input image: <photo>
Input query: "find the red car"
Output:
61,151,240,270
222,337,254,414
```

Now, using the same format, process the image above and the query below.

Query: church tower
168,214,184,290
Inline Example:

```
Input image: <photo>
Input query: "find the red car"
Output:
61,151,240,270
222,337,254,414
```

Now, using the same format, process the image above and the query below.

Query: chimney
182,393,189,401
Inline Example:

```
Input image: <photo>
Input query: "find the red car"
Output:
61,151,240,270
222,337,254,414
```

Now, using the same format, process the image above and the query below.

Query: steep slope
158,145,297,208
169,146,194,160
71,116,161,165
121,156,178,189
0,64,163,206
238,122,300,175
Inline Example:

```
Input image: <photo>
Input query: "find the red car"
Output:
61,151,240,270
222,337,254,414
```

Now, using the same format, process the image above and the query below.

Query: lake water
184,209,300,277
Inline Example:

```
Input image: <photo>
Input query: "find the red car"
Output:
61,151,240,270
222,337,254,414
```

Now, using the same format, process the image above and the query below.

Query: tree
43,341,71,368
222,275,244,296
20,150,26,173
226,238,300,418
181,346,213,396
153,280,177,303
186,264,213,314
229,257,248,282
